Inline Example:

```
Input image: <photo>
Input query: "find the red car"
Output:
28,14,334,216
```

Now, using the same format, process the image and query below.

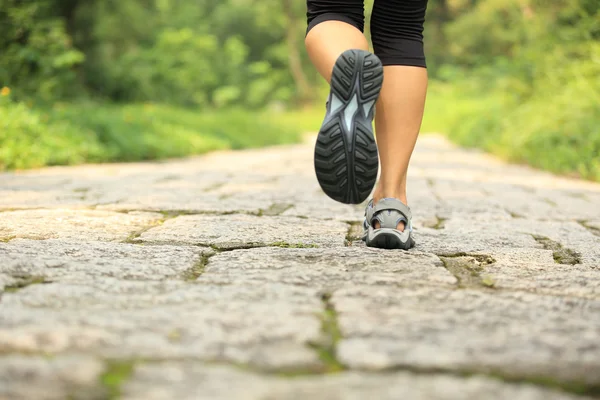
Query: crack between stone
104,206,297,219
0,235,16,243
256,203,294,217
2,275,52,293
433,215,447,229
269,241,319,249
542,198,558,207
435,252,600,299
93,208,258,217
181,253,214,281
426,178,443,203
306,291,346,374
1,352,596,397
505,208,525,219
578,220,600,237
197,242,319,252
181,243,323,278
355,364,600,397
202,182,226,193
423,215,447,230
71,187,91,201
567,192,591,202
121,209,313,246
344,221,363,246
531,235,581,265
438,253,497,289
122,217,172,244
100,359,136,400
91,357,600,397
154,174,180,184
0,207,339,224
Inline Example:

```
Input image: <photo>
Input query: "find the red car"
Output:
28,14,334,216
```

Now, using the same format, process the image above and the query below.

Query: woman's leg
370,0,429,231
305,2,369,82
306,1,384,204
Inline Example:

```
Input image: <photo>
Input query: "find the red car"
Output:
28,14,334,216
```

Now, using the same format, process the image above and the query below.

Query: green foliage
0,95,302,170
0,97,103,169
1,0,312,107
420,0,600,181
1,0,597,180
423,71,600,180
0,0,85,101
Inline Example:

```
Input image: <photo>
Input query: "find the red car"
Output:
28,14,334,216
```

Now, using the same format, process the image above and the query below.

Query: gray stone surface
201,247,456,288
0,209,163,242
0,280,322,370
0,355,105,400
418,217,600,265
122,363,588,400
482,248,600,298
139,214,348,248
335,286,600,384
582,220,600,236
0,239,209,283
1,134,600,398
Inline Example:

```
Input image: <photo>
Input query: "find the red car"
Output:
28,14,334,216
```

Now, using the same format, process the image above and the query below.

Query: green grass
0,99,303,171
270,106,325,134
3,70,598,182
421,80,600,182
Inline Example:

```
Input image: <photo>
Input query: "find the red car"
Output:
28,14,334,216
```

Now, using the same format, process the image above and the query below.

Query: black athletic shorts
306,0,428,67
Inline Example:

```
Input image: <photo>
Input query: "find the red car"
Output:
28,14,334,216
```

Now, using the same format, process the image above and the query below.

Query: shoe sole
314,49,383,204
365,228,416,250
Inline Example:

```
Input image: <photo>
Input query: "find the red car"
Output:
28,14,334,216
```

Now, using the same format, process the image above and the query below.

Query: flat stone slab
0,162,227,210
334,286,600,385
482,248,600,299
139,214,348,248
122,362,587,400
582,220,600,236
201,247,455,288
418,217,600,265
0,239,208,283
96,189,270,214
0,279,322,370
0,355,105,400
0,209,163,242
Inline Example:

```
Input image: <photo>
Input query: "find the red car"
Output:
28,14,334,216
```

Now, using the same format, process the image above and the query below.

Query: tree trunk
58,0,81,36
282,0,312,104
436,0,450,44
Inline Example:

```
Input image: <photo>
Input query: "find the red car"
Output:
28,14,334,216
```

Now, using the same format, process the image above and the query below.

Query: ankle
372,187,407,205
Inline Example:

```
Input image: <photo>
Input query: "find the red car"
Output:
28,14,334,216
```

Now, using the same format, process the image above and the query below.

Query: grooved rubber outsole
366,230,416,250
314,49,383,204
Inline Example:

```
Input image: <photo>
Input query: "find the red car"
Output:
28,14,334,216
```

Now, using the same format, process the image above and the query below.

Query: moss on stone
532,235,581,265
100,360,136,400
4,275,48,293
307,292,345,373
271,241,319,249
182,254,212,281
439,253,496,289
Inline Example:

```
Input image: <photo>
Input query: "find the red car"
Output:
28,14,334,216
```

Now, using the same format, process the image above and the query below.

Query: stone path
1,135,599,400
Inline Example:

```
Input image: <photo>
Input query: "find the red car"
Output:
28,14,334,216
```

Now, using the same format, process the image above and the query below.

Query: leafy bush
419,0,600,181
0,96,302,170
0,98,103,170
0,0,85,101
423,61,600,181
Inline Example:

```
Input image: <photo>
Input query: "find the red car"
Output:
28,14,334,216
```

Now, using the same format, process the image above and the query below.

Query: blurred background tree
1,0,598,178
